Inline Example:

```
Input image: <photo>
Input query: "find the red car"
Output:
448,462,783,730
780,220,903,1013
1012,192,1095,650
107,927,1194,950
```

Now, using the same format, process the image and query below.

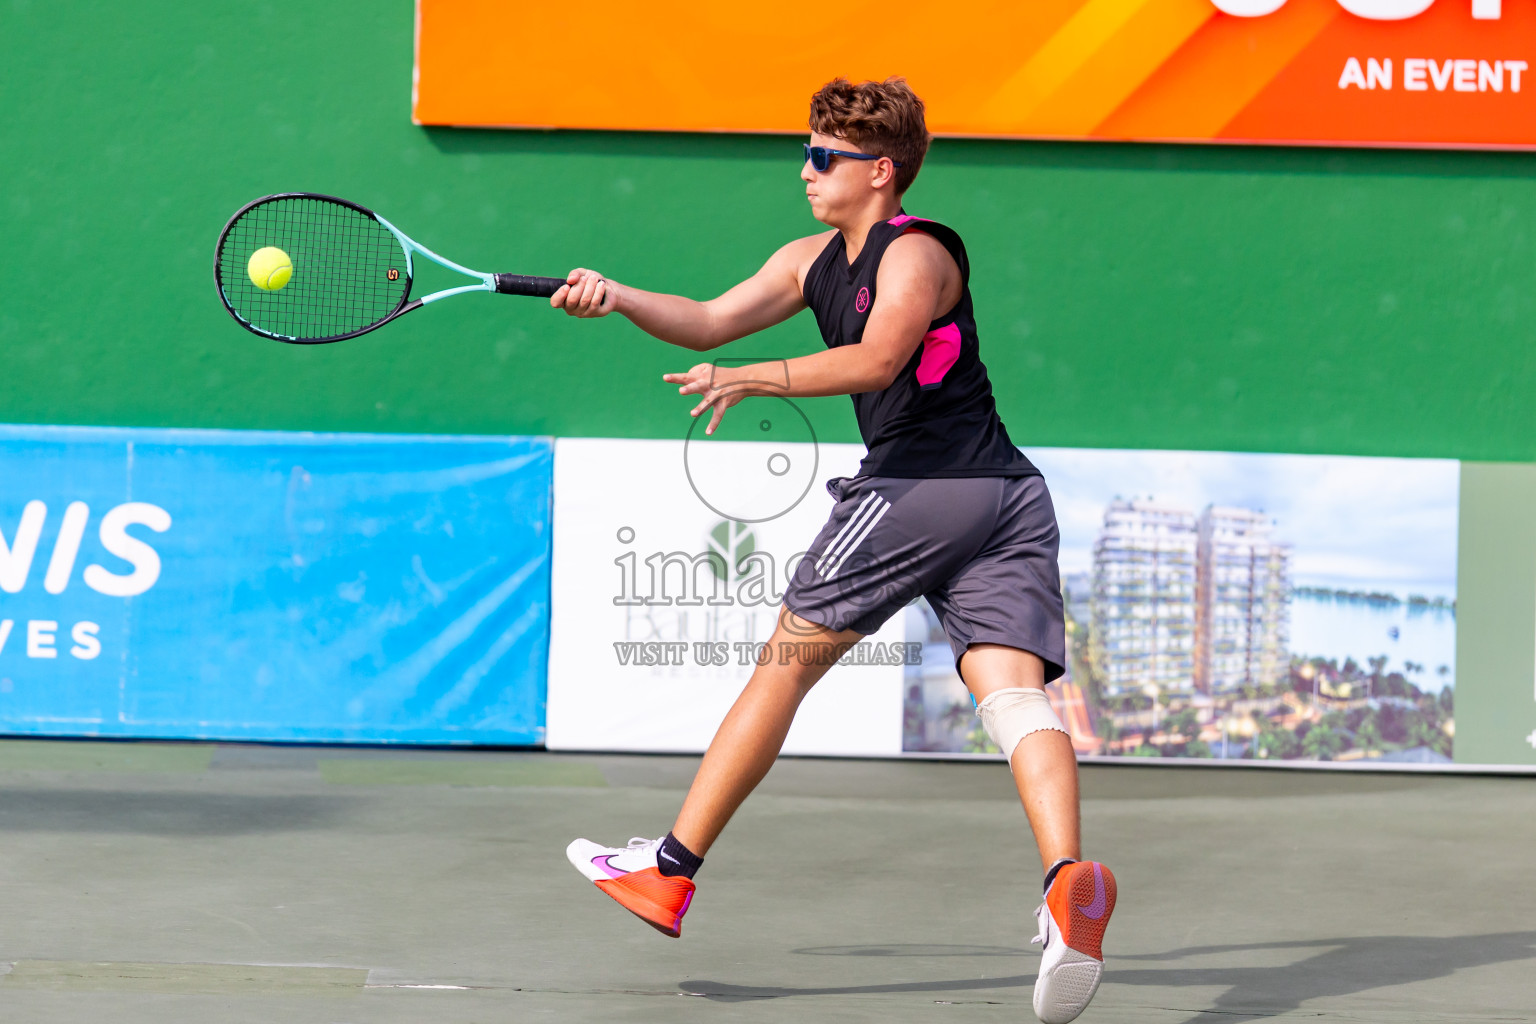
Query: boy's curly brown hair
809,77,930,194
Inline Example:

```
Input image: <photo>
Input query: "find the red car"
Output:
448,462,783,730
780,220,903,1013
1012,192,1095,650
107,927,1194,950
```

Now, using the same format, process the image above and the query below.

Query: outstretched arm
668,231,958,434
550,235,826,352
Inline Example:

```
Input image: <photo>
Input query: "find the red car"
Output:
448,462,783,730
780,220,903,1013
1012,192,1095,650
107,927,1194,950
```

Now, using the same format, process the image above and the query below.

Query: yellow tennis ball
247,246,293,291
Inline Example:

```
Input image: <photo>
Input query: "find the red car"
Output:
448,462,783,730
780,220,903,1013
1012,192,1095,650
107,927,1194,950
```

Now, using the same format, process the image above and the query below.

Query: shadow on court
679,933,1536,1017
1113,932,1536,1022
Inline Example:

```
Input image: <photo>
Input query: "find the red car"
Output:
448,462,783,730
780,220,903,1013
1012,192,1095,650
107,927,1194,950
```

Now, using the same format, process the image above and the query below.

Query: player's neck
837,196,904,263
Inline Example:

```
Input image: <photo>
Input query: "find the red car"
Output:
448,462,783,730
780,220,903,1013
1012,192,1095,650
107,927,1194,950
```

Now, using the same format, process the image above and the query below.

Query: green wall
5,1,1535,459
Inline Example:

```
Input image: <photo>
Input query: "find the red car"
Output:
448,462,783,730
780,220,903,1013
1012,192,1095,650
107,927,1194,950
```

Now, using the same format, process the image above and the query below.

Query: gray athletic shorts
783,473,1067,682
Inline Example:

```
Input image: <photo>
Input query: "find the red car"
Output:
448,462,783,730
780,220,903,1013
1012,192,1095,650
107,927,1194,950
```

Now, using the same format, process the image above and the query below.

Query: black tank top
802,213,1038,479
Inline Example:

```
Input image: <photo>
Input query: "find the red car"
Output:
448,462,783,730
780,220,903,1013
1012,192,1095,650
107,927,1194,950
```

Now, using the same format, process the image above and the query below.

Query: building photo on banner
904,449,1460,765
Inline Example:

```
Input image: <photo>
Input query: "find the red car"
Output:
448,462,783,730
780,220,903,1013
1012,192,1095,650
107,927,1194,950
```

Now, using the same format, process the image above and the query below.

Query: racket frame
375,210,500,306
214,192,555,345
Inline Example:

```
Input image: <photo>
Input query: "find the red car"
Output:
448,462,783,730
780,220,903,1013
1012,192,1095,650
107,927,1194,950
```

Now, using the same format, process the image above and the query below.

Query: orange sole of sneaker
1054,861,1116,961
594,868,695,938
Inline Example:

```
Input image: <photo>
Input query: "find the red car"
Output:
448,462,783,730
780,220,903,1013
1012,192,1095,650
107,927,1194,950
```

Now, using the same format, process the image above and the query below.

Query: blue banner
0,425,551,744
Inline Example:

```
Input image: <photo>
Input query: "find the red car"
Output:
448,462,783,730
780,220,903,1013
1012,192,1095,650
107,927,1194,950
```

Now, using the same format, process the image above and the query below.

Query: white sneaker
567,835,662,881
566,836,696,937
1032,860,1117,1024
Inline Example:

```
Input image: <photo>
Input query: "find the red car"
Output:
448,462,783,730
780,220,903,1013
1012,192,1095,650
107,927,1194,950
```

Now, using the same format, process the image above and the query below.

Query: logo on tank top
855,287,870,313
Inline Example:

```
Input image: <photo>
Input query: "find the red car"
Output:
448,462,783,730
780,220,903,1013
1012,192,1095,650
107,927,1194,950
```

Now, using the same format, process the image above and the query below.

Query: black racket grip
494,274,566,298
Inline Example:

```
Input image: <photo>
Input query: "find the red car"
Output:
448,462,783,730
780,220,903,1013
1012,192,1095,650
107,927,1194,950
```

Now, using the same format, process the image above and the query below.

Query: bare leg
671,610,863,855
959,643,1080,873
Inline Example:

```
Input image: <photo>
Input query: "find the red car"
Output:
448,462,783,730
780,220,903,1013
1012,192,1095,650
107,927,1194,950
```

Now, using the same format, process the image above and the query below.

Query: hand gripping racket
214,193,565,344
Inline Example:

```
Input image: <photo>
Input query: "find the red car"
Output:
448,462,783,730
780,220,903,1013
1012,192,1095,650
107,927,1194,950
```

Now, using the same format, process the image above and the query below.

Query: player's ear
872,157,896,190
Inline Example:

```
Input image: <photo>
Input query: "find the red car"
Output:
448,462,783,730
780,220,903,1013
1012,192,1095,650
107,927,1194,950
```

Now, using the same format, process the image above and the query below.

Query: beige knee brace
976,687,1067,767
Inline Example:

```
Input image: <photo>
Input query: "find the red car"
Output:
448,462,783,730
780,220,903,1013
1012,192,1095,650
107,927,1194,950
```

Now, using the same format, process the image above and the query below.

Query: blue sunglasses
803,143,902,173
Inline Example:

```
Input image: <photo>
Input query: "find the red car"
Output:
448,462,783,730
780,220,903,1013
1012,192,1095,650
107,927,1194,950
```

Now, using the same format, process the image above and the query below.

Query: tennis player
552,77,1116,1024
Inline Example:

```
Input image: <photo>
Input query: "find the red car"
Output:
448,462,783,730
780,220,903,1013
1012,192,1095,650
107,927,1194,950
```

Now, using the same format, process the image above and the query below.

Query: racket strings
216,197,410,342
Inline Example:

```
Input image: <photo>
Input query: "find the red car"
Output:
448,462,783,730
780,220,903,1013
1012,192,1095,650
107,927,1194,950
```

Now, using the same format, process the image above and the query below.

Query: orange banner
413,0,1534,147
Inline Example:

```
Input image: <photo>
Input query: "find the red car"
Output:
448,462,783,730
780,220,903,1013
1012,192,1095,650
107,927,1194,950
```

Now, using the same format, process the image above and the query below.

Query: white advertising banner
546,436,906,755
551,436,1469,768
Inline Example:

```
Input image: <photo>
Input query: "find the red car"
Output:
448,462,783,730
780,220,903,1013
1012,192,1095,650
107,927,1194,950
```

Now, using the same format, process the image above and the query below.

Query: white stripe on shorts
824,496,891,580
815,492,884,575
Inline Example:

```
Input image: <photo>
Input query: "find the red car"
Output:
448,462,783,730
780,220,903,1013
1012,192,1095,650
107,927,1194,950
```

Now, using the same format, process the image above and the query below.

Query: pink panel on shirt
915,322,961,390
892,214,958,389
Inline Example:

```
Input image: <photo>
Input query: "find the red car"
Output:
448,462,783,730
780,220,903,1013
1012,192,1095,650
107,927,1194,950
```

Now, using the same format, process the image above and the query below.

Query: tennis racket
214,192,565,344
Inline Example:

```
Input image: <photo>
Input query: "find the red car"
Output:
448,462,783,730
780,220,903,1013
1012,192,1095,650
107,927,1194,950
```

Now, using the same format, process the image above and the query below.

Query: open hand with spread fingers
663,363,754,436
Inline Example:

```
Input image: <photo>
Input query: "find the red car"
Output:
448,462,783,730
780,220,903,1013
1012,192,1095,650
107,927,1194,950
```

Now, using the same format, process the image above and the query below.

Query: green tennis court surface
0,740,1529,1023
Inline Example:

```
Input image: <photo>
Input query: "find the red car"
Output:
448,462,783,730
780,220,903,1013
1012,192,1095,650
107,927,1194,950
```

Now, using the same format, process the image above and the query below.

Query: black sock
657,832,703,879
1042,857,1077,894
